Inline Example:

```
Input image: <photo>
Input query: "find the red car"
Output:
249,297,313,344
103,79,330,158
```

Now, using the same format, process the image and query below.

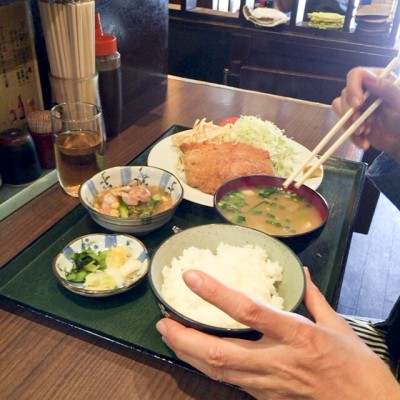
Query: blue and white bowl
79,166,184,235
53,233,149,297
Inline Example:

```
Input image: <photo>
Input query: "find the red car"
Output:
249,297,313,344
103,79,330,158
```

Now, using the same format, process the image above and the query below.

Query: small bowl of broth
79,166,183,235
214,175,328,238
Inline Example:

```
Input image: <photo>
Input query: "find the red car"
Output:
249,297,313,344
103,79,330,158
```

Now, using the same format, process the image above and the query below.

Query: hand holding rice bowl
149,224,306,339
161,243,284,329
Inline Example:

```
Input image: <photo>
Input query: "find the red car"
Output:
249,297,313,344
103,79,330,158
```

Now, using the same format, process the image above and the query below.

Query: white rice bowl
161,243,284,329
149,224,305,337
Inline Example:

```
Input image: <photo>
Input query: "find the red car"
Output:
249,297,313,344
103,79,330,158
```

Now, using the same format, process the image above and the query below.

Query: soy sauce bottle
95,24,122,140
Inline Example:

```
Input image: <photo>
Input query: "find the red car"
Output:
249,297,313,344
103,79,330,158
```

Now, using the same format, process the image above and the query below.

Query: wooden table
0,77,362,400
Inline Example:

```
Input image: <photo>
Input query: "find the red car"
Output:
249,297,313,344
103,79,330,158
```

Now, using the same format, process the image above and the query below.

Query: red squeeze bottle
95,14,122,140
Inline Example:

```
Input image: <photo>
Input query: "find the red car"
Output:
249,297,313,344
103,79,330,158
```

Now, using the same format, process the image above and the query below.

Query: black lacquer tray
0,125,367,367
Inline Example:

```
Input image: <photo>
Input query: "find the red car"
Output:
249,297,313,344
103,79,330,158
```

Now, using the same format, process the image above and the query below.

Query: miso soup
217,186,323,236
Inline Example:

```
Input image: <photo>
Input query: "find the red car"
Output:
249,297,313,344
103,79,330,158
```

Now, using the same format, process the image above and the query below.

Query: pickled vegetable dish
93,179,173,218
66,246,144,290
217,186,323,236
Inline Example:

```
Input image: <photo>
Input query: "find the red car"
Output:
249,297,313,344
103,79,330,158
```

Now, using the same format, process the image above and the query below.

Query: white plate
147,131,323,207
53,233,149,297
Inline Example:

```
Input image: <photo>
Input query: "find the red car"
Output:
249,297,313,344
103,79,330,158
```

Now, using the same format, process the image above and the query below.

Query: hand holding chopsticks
283,57,400,189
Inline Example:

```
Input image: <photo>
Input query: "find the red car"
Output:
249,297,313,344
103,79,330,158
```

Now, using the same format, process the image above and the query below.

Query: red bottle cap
95,34,117,56
95,12,103,37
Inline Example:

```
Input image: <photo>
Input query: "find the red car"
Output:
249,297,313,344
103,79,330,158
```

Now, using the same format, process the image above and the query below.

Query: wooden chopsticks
283,57,400,189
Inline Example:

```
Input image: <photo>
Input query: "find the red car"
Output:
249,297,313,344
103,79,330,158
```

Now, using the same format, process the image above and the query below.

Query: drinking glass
50,102,106,197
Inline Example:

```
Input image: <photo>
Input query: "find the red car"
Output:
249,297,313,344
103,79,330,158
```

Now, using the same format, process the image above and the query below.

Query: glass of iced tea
50,102,106,197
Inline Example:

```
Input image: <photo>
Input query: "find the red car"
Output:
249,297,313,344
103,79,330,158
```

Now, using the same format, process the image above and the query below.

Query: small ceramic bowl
148,224,305,339
79,166,184,235
53,233,149,297
214,175,329,238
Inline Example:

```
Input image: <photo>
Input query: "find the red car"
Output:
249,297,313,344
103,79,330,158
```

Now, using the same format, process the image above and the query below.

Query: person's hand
156,268,400,400
332,67,400,163
274,0,294,13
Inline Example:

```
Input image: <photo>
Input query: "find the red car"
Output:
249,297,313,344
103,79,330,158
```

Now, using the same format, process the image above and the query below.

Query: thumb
303,268,354,334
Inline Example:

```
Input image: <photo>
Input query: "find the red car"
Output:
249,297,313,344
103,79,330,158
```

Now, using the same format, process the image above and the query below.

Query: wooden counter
0,77,362,399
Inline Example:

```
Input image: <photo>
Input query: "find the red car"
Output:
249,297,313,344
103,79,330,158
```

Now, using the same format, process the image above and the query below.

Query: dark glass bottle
95,33,122,140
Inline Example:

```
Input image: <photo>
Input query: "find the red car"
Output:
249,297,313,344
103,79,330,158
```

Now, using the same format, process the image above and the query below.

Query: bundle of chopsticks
283,56,400,189
38,0,96,104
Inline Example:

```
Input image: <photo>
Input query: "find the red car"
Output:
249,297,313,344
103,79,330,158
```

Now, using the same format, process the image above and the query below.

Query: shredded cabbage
227,116,296,177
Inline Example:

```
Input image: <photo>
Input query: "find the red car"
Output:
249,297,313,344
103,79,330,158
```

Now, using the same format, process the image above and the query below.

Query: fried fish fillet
180,141,275,194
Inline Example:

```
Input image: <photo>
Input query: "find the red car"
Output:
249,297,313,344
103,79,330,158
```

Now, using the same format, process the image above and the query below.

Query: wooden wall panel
239,66,345,104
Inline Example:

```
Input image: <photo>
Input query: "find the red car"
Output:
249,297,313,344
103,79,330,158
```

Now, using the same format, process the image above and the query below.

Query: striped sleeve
342,315,392,366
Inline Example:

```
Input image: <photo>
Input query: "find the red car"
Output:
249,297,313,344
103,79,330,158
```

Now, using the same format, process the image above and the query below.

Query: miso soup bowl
214,175,329,239
79,166,184,235
149,223,306,340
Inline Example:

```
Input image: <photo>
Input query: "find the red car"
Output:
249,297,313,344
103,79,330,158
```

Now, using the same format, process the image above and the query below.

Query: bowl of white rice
148,224,305,339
